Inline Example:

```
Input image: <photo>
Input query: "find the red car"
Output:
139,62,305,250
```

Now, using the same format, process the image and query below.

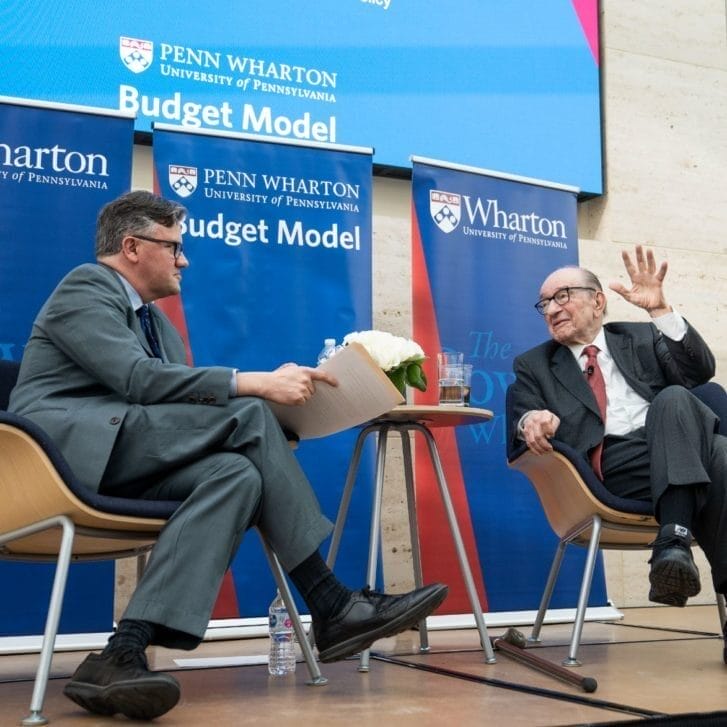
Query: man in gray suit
9,191,447,720
509,246,727,657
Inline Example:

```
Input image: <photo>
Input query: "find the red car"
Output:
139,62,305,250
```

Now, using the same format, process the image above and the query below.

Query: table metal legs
325,421,496,667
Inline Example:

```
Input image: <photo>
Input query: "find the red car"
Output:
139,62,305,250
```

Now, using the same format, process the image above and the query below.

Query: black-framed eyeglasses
133,234,184,260
534,286,597,315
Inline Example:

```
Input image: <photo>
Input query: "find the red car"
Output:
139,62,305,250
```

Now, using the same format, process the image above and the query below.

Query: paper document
268,342,405,439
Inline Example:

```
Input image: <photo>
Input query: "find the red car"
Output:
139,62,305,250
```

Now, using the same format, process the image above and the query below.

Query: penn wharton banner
152,125,374,618
411,158,609,615
0,98,133,362
0,97,133,638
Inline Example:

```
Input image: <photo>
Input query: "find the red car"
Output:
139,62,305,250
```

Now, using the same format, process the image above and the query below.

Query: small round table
325,404,497,668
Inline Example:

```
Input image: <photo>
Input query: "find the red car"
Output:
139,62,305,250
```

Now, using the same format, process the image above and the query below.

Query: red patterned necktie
583,344,606,480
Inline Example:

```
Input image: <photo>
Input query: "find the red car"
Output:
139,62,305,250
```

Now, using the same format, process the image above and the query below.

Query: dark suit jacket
9,263,234,490
508,321,716,462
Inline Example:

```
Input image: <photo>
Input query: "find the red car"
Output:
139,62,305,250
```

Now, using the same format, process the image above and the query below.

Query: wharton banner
411,157,608,614
0,97,134,636
152,126,374,617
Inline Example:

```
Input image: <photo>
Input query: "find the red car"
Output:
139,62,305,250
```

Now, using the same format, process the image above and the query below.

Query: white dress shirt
567,311,687,436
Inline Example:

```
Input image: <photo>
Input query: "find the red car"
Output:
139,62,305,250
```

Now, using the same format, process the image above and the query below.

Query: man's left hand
609,244,672,317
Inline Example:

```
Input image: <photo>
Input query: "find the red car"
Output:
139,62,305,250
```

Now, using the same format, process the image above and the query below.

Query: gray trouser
101,396,333,647
603,386,727,593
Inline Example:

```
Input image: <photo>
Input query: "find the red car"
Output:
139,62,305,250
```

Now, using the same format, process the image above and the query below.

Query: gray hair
549,265,607,315
577,266,607,316
95,190,186,258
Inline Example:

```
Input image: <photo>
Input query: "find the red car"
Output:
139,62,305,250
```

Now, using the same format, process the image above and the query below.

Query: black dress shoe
315,582,448,663
648,524,700,607
63,649,180,720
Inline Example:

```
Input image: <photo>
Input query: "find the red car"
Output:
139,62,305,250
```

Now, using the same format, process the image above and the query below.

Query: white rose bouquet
342,330,427,394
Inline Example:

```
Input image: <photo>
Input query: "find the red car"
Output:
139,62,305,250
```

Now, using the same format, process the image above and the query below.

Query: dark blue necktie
137,304,163,359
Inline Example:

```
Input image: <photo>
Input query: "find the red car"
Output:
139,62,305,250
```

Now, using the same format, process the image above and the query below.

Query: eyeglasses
534,286,597,315
132,234,184,260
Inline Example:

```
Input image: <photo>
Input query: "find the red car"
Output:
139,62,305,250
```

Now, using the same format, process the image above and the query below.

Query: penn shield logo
429,190,461,233
168,165,198,198
120,36,153,74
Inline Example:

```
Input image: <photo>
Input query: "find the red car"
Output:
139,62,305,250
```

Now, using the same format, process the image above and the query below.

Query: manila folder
268,342,405,439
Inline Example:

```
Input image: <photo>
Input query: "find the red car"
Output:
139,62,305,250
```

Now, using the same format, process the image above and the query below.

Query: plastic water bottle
268,590,296,676
317,338,337,365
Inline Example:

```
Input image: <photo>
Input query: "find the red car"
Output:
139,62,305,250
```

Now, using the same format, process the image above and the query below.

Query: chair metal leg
401,430,429,652
530,540,568,643
563,515,603,667
358,426,389,672
260,535,327,686
417,425,496,663
325,425,377,570
717,593,726,631
10,515,76,726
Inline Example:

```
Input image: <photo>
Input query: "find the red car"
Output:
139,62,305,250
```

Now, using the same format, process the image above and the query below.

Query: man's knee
651,385,693,409
646,385,715,431
198,453,263,515
647,386,702,425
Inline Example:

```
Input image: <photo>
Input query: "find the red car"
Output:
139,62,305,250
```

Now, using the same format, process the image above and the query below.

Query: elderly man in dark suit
9,191,447,720
509,246,727,658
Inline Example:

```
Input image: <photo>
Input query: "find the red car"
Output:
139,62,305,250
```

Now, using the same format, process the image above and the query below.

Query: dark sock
288,551,351,623
103,618,155,655
655,486,696,532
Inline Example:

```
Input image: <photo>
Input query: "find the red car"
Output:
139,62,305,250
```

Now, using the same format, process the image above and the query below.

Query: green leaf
406,362,427,392
387,366,407,394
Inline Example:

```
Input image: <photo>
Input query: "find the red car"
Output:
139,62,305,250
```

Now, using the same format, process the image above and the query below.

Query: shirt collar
567,327,609,361
114,271,144,312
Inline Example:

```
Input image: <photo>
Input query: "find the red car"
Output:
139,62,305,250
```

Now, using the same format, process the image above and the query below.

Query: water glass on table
437,352,464,405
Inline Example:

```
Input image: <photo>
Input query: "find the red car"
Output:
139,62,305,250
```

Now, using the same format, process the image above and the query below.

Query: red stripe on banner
152,169,241,618
411,204,489,614
155,295,194,367
211,570,242,619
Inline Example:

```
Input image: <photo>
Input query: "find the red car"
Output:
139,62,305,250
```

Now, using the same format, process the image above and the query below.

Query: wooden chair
0,360,324,727
505,381,727,666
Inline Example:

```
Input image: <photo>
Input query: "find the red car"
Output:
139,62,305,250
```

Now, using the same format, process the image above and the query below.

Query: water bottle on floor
268,590,296,676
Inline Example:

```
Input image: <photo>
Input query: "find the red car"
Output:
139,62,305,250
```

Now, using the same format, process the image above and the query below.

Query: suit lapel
605,327,652,400
551,345,601,417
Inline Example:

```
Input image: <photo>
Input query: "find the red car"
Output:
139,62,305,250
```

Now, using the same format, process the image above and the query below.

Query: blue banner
411,159,607,613
152,127,374,617
0,98,134,635
0,1,603,194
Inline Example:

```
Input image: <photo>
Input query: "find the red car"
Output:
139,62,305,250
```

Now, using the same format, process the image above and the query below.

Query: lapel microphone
585,365,594,376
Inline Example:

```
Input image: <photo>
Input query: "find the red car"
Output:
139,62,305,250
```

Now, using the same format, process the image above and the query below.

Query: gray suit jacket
508,321,716,461
9,263,233,490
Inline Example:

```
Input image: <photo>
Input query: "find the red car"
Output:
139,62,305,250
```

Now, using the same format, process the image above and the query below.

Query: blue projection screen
0,1,602,194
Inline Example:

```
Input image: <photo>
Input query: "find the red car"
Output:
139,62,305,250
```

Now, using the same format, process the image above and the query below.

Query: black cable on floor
371,653,663,720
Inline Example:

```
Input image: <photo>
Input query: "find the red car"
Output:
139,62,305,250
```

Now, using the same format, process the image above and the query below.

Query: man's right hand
235,364,338,405
521,409,561,455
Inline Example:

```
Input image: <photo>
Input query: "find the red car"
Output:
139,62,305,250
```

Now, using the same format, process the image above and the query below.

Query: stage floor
2,605,726,726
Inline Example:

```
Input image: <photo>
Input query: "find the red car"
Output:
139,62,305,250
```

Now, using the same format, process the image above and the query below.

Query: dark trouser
100,397,333,648
602,386,727,593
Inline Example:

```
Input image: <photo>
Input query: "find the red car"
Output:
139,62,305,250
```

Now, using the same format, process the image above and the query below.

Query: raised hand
608,245,671,316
